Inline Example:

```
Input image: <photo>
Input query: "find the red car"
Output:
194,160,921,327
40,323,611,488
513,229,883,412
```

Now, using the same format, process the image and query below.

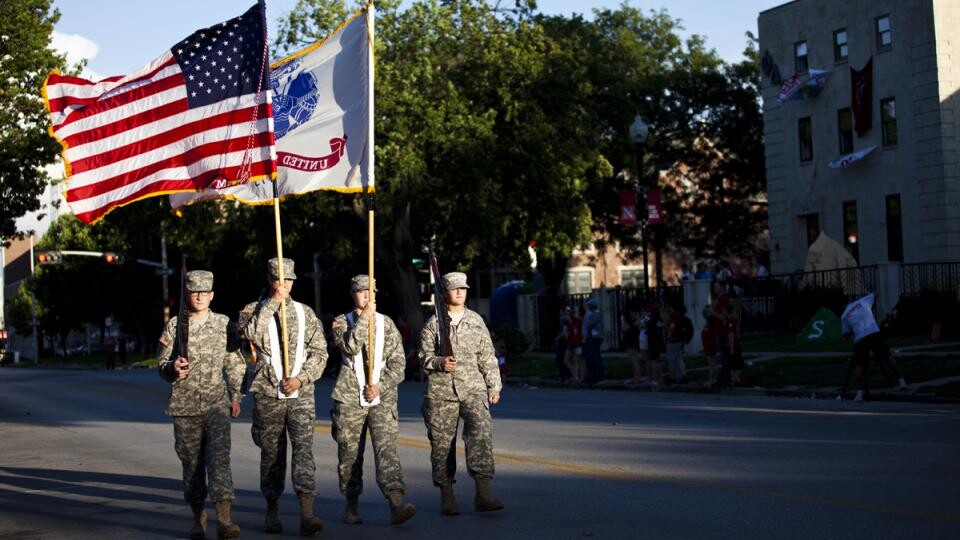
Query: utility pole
29,235,38,362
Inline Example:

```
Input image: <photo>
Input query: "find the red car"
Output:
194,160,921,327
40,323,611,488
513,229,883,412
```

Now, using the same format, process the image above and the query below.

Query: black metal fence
901,261,960,296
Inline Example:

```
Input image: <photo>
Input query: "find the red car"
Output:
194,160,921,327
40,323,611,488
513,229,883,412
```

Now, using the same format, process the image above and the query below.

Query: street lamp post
629,115,650,289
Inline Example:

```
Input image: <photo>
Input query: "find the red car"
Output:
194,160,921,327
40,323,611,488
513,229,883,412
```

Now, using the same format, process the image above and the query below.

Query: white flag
828,145,877,169
170,4,373,209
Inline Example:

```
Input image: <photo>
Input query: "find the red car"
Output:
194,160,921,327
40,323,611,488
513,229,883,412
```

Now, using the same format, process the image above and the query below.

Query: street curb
504,376,960,405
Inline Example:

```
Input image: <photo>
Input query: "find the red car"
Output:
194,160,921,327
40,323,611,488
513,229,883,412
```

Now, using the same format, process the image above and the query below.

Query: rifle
427,244,453,356
177,255,189,360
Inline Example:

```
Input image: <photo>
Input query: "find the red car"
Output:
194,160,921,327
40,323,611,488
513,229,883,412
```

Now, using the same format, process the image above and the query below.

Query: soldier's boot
439,484,459,516
264,498,283,534
474,477,504,512
343,495,362,525
387,490,416,525
298,493,324,536
189,503,207,540
215,500,240,539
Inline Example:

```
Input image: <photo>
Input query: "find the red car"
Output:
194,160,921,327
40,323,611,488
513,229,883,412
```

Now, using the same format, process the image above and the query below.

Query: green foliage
492,323,529,356
0,0,68,243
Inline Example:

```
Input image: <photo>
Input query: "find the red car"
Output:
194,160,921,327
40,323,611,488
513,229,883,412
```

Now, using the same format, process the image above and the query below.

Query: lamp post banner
619,190,638,225
646,188,664,225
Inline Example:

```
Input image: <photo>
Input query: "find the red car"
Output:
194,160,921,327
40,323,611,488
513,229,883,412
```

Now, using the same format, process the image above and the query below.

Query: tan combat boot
264,497,282,533
474,477,504,512
343,495,362,525
215,500,240,539
189,503,207,540
439,484,459,516
298,493,324,536
387,490,416,525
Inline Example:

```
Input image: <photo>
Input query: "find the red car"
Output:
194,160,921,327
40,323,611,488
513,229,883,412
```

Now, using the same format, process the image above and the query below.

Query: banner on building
828,145,877,169
851,57,873,136
777,68,831,103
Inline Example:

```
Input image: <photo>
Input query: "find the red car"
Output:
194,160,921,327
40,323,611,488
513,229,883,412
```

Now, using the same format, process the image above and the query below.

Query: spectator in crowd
720,301,743,386
664,304,688,384
678,264,694,282
554,308,570,382
621,310,642,384
581,298,604,384
644,303,665,386
701,306,719,387
694,262,713,281
563,307,585,384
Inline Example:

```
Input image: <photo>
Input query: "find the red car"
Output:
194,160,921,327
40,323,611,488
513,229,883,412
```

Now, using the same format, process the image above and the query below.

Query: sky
50,0,781,79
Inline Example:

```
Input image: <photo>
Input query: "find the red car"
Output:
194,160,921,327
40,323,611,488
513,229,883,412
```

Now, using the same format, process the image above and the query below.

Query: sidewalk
506,347,960,405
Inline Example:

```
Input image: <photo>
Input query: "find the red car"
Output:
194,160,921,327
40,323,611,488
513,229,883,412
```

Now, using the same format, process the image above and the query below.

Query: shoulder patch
159,334,172,347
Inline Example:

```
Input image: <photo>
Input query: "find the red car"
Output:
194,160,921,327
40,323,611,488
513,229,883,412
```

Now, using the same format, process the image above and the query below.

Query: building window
876,15,892,51
843,200,859,262
802,213,820,247
798,117,813,162
620,267,646,288
886,194,904,262
794,41,808,72
881,97,897,145
564,269,594,294
834,28,848,62
838,108,853,153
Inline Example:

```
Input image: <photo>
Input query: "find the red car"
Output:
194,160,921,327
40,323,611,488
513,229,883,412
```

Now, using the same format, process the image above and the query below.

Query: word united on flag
43,3,276,224
169,3,373,210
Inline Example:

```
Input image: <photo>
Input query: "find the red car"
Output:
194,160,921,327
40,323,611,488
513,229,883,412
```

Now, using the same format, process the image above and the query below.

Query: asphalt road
0,367,958,539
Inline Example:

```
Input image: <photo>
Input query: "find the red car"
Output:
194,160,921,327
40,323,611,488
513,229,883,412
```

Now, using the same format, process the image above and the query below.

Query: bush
491,324,529,357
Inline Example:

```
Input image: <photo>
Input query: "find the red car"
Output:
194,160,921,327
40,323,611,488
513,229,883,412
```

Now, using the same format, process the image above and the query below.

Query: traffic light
103,252,125,264
36,251,62,265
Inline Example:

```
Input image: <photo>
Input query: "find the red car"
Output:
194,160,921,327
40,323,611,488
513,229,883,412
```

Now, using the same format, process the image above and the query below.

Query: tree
0,0,67,244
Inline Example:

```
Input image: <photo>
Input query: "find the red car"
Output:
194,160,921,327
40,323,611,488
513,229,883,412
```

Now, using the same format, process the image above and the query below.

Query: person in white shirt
840,293,908,401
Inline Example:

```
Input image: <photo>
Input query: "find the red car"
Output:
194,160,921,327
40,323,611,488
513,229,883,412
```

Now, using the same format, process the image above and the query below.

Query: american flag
43,3,276,224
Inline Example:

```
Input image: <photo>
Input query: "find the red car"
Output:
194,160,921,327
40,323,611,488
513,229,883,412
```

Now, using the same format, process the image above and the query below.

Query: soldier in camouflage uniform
330,275,416,526
158,270,245,540
419,272,504,515
243,257,328,536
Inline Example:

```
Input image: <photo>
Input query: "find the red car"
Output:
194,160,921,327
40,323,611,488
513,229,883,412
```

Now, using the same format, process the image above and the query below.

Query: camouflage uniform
158,274,245,506
419,274,502,488
244,263,328,500
330,307,407,498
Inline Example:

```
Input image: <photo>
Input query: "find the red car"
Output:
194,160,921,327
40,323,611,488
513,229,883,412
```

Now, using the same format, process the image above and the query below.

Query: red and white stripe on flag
43,3,276,224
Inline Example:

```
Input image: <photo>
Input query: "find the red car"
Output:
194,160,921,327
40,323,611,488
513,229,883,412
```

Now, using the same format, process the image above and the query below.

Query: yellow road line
315,423,960,524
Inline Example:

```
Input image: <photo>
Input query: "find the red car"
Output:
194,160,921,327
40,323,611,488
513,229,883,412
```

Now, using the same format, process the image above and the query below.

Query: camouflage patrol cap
350,274,377,292
442,272,470,290
185,270,214,292
267,257,297,280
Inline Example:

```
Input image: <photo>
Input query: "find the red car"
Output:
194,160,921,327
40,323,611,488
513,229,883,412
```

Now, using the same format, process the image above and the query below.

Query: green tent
796,307,842,344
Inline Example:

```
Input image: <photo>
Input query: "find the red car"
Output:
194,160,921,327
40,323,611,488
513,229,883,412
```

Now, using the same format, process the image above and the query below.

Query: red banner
851,58,873,137
619,191,637,225
277,136,347,172
646,188,663,225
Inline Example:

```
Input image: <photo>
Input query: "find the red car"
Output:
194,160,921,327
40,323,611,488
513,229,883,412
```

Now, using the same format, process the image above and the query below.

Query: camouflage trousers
172,407,234,504
251,394,317,499
421,395,495,487
330,400,405,498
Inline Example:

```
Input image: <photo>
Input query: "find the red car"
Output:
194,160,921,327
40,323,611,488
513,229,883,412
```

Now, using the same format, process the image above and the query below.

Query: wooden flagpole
273,197,291,380
364,4,376,386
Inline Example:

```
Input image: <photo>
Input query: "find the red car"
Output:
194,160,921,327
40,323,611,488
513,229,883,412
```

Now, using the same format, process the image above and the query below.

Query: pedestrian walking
158,270,244,539
419,272,504,515
330,274,416,525
243,258,329,535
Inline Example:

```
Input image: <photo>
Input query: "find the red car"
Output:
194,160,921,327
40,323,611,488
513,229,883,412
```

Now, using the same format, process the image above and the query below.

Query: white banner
828,145,877,169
